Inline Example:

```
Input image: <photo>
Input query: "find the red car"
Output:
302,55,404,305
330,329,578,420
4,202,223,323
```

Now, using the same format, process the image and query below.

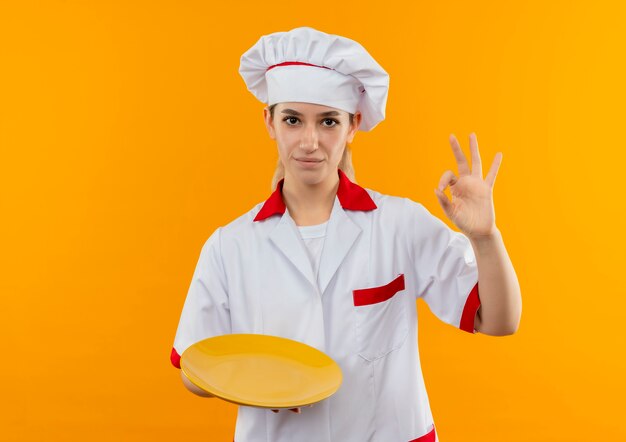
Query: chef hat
239,26,390,132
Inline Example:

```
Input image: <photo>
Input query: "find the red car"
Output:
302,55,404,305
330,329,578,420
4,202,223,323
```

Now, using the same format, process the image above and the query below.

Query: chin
288,168,330,186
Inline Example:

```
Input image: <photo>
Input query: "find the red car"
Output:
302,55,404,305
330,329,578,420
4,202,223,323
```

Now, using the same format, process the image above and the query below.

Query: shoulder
362,186,454,240
200,200,269,250
362,186,431,220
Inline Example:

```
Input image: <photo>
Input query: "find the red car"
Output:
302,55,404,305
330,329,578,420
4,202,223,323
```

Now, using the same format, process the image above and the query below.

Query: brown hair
268,103,357,190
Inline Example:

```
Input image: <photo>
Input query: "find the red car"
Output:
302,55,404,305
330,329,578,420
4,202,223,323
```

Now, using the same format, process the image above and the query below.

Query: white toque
239,26,390,131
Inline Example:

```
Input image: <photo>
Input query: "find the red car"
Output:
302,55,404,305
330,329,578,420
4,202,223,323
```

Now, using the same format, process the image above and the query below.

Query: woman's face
264,102,361,186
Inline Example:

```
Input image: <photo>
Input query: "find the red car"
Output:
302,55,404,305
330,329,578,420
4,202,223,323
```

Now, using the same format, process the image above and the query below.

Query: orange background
1,1,625,441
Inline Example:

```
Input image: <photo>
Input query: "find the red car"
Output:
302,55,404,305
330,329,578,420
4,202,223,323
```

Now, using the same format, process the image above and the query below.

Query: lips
295,158,323,162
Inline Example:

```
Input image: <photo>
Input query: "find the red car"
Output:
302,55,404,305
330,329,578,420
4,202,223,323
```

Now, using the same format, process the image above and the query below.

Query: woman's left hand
434,133,502,239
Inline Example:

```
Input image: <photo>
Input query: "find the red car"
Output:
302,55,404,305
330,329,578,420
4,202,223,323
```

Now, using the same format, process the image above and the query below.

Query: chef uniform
170,27,481,442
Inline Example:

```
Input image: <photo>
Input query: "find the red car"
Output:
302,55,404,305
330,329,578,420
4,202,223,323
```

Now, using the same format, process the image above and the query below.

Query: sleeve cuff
170,347,181,369
459,282,481,334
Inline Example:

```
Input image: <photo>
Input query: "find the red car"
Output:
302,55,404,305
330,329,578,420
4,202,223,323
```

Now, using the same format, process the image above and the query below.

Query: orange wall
1,1,625,440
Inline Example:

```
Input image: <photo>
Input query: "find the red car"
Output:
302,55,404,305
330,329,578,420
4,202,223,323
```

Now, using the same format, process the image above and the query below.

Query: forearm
468,227,522,336
180,370,215,397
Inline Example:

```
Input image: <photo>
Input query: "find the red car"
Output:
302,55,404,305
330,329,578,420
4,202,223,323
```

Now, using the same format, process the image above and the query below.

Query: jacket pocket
353,273,409,361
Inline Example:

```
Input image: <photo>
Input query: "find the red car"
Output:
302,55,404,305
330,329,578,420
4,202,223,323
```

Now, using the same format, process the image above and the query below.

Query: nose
299,124,319,152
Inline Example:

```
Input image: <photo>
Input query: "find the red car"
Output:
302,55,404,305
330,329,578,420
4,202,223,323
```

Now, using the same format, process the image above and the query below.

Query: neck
281,171,339,226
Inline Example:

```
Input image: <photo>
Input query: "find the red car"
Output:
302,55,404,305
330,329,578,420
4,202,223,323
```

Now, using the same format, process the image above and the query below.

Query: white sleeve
407,200,481,334
170,227,231,368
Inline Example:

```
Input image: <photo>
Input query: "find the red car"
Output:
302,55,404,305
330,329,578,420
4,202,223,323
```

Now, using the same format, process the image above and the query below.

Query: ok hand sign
434,133,502,239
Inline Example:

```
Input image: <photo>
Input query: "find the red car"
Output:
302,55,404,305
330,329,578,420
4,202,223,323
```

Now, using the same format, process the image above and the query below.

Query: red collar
253,169,377,222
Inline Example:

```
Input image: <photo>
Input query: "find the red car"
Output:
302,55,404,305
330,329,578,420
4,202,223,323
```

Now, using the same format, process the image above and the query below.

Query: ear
263,107,276,140
346,111,362,143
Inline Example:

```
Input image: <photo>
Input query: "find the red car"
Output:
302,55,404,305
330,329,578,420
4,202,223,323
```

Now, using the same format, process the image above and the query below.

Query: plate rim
180,333,343,408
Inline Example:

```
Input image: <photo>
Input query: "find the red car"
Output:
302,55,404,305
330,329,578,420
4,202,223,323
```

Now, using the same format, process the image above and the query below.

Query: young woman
171,26,521,442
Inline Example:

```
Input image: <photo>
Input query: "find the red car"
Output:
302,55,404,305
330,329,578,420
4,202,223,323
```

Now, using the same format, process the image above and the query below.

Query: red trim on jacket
409,425,436,441
171,347,181,369
459,282,481,334
266,61,333,72
253,169,377,222
353,274,405,306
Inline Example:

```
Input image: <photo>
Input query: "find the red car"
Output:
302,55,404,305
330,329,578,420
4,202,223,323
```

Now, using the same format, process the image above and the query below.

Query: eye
283,116,300,126
322,118,339,128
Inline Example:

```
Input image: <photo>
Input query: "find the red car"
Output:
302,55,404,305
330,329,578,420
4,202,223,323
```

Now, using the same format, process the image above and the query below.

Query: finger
469,132,483,178
485,152,503,188
271,409,279,413
449,134,470,176
437,170,458,193
289,408,301,414
434,187,454,218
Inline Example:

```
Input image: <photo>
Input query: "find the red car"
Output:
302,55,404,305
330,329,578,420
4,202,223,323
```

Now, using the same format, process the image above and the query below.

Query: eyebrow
280,108,341,117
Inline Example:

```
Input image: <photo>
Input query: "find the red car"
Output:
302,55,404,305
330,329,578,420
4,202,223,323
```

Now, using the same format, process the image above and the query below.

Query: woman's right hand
270,404,313,414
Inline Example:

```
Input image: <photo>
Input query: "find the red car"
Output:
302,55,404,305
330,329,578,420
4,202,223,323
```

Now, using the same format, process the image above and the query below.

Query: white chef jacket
171,169,481,442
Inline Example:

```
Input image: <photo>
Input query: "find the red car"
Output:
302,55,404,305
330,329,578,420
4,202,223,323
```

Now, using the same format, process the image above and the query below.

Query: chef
170,26,522,442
